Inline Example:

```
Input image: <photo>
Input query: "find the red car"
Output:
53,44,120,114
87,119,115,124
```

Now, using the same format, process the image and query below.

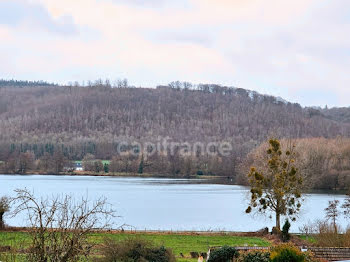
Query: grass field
0,231,270,261
298,234,317,244
89,232,270,255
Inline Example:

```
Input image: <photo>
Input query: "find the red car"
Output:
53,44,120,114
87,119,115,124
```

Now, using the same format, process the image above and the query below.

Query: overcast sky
0,0,349,107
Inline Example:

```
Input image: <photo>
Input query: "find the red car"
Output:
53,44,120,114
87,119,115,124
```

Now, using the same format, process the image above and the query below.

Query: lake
0,175,348,233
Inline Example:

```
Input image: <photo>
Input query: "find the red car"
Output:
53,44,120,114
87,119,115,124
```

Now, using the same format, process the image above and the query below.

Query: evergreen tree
138,155,144,174
104,163,109,173
282,219,291,242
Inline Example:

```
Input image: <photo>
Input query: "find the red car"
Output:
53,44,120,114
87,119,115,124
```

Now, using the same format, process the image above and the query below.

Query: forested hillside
321,107,350,124
239,138,350,190
0,81,349,181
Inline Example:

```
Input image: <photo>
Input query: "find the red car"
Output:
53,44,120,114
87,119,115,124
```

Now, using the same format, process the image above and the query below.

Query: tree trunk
333,217,338,234
0,212,4,229
276,212,281,231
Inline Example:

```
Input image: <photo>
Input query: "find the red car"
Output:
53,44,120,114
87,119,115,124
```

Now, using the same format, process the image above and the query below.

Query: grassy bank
0,230,270,261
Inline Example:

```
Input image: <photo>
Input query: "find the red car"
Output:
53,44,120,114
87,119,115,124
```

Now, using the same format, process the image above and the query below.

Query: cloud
108,0,192,9
0,0,78,35
0,0,349,107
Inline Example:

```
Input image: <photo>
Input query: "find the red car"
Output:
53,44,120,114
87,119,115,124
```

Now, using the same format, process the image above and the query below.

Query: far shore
0,172,236,184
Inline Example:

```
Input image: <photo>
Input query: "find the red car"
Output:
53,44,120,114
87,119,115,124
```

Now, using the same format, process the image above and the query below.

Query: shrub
96,237,176,262
271,227,281,235
282,219,291,242
242,251,270,262
302,220,350,247
314,220,341,247
196,170,204,176
12,189,114,262
207,246,239,262
270,244,305,262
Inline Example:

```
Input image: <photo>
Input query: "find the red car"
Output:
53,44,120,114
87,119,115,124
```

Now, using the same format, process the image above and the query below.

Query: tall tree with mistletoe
246,139,303,230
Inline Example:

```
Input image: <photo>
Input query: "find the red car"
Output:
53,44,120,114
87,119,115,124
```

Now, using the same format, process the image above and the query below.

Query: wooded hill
0,80,349,186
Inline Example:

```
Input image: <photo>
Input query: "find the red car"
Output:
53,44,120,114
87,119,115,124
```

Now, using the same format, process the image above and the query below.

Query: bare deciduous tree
341,193,350,222
0,196,10,229
12,188,116,262
325,200,340,233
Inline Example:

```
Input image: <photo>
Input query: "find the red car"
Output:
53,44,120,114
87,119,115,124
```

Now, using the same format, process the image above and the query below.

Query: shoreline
0,172,236,185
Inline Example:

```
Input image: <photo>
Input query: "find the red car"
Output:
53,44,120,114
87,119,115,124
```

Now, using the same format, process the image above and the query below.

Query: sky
0,0,349,107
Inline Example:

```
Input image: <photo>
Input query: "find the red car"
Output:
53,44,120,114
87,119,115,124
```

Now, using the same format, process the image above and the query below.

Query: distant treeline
0,142,236,177
0,80,350,186
0,79,57,87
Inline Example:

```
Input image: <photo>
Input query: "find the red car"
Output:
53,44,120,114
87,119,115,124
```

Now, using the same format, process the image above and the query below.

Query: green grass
0,253,27,262
298,234,317,244
0,231,270,258
89,232,270,255
74,160,110,165
0,231,31,247
177,259,199,262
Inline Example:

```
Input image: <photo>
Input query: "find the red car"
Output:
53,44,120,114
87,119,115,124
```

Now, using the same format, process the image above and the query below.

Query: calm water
0,175,348,233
